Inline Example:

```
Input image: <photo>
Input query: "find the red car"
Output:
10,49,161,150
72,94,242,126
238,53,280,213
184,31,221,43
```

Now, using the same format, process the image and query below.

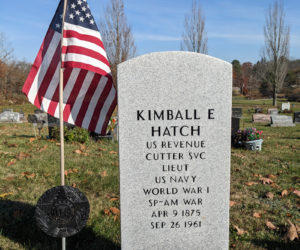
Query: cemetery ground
0,98,299,250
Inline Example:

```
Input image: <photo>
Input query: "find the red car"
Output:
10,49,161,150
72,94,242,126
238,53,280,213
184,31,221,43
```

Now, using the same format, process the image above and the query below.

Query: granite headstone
118,52,232,250
0,110,21,123
281,102,290,111
271,115,295,127
294,112,300,123
232,108,242,118
268,108,278,115
255,108,262,113
252,114,271,123
231,117,240,135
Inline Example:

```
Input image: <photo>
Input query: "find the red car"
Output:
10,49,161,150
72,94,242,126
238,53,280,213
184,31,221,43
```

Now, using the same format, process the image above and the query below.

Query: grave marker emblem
35,186,90,238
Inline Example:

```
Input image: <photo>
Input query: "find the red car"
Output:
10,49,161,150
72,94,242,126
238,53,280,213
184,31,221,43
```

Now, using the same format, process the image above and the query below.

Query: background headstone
118,52,232,250
281,102,290,111
255,108,262,113
252,114,271,123
268,108,278,115
231,117,240,135
0,110,21,123
271,115,295,127
232,108,242,118
294,112,300,123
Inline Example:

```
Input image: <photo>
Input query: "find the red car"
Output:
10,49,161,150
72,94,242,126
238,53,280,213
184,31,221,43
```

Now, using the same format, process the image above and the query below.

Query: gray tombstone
281,102,290,111
118,52,232,250
294,112,300,123
232,108,242,118
0,110,21,123
47,114,59,138
252,114,271,123
268,108,278,115
231,117,240,135
271,115,295,127
255,108,262,113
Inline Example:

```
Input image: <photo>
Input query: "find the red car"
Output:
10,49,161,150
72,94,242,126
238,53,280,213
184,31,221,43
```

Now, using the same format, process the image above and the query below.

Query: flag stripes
22,0,116,135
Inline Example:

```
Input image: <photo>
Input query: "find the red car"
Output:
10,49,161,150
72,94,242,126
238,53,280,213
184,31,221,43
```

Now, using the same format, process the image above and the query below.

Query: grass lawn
0,99,299,249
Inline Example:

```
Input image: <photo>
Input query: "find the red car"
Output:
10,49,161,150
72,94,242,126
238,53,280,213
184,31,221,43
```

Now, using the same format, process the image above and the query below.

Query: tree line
0,0,299,105
232,59,300,102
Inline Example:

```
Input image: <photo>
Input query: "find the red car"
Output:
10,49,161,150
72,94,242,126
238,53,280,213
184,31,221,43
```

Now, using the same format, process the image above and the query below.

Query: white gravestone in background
281,102,290,111
118,52,232,250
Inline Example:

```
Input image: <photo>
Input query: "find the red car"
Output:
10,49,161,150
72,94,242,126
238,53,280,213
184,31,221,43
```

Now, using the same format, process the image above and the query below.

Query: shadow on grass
0,200,120,250
282,137,300,140
252,239,300,250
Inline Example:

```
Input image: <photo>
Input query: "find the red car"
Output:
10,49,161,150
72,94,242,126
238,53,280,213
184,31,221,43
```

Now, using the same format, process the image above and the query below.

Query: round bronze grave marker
35,186,90,238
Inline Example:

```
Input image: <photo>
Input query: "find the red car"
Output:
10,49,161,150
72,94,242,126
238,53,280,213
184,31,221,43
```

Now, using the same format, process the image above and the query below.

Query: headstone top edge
118,51,232,69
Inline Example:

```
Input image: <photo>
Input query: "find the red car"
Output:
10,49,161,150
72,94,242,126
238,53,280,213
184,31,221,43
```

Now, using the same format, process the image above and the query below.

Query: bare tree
99,0,136,85
263,0,290,106
0,32,13,62
181,0,207,54
0,32,13,99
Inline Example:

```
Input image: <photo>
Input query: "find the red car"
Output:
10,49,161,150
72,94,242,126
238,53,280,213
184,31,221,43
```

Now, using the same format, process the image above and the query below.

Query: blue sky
0,0,299,64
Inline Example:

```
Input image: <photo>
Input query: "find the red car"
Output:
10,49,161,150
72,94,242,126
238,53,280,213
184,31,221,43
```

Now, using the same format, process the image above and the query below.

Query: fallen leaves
253,212,261,218
285,220,299,241
281,190,289,197
102,207,120,222
292,190,300,198
7,159,16,167
100,171,108,177
38,145,48,152
245,181,258,186
0,192,13,198
110,197,119,202
21,172,36,179
87,171,93,176
266,221,278,230
109,151,117,155
267,174,277,179
110,207,120,215
103,209,110,215
230,201,236,207
16,152,31,160
233,225,247,235
74,149,88,156
64,168,79,176
260,177,274,185
79,144,86,151
29,138,36,143
265,192,274,200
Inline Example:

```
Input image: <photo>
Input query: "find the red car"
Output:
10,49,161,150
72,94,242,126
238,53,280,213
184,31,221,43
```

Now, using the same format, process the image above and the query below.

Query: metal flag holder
60,1,68,248
34,1,90,250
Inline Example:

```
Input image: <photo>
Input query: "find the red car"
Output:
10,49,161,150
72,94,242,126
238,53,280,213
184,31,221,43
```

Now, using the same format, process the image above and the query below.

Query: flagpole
60,0,68,249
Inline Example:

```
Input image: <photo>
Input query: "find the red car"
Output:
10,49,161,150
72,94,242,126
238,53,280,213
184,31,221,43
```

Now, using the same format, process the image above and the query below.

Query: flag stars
85,13,91,18
60,14,63,19
79,16,85,22
90,19,94,25
82,6,86,12
77,0,82,5
75,10,80,15
69,13,74,19
71,3,76,9
55,23,61,28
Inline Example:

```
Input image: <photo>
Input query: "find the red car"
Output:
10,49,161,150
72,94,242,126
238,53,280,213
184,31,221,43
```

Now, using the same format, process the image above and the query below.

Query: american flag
22,0,117,135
